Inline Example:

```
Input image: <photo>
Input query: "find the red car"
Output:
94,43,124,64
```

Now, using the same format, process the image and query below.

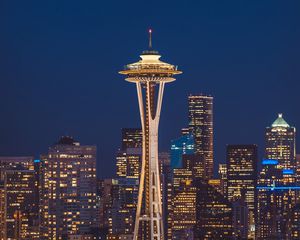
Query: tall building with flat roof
218,163,227,196
194,179,233,239
256,159,298,239
40,136,97,239
121,128,142,150
3,167,39,239
265,113,296,170
106,178,138,239
188,94,214,179
226,144,257,239
0,156,34,180
170,133,194,169
116,128,142,179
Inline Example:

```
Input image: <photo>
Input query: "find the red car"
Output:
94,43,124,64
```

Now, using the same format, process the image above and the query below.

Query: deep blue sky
0,1,299,178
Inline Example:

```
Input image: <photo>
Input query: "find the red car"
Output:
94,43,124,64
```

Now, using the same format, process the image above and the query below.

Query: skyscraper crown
271,113,290,128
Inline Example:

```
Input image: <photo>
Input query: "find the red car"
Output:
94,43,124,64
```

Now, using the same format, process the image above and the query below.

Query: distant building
170,133,194,169
116,128,142,179
4,167,39,239
0,156,34,180
188,94,214,179
193,179,233,239
107,178,138,237
208,179,222,194
169,169,196,239
182,154,205,179
121,128,142,150
0,156,38,239
232,198,249,240
0,181,4,240
291,203,300,239
256,159,298,239
296,154,300,186
169,169,232,239
226,144,257,239
40,136,98,239
218,163,227,196
265,113,296,170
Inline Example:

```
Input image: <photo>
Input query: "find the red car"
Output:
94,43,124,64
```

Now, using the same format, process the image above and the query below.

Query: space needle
119,30,182,240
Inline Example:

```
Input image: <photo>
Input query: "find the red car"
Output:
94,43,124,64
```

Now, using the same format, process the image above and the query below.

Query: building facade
188,94,214,179
256,159,298,239
4,167,39,239
226,144,257,239
265,113,296,170
40,136,98,239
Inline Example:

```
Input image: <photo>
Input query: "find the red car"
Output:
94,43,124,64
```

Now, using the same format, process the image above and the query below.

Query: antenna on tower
149,28,152,49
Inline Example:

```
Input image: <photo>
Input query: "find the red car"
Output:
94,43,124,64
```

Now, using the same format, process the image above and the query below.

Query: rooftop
271,113,290,128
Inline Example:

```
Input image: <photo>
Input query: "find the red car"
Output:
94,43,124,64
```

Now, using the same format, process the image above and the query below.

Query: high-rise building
158,152,172,240
170,180,196,240
116,128,142,179
188,94,214,179
106,178,138,239
296,154,300,186
121,128,142,150
232,197,249,240
182,154,205,179
116,150,141,179
218,163,227,196
0,156,34,180
3,167,39,239
0,156,38,239
169,163,232,239
265,113,296,170
119,30,182,240
170,133,194,169
0,181,4,240
226,144,257,239
256,159,299,240
291,203,300,239
193,179,233,239
40,136,98,239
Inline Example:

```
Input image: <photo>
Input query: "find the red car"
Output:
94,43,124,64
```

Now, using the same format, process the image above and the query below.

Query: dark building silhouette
194,179,233,240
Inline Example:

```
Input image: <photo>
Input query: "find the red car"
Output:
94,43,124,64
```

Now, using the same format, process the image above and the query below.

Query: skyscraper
0,156,37,239
121,128,142,150
188,94,214,179
193,179,233,239
256,159,299,239
3,167,39,239
0,156,34,180
116,128,142,179
170,132,194,169
226,144,257,239
106,178,138,240
119,30,182,240
265,113,296,170
40,136,98,239
218,163,227,196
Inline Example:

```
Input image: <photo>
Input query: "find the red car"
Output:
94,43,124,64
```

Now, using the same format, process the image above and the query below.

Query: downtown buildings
0,157,39,240
226,144,257,239
40,136,98,239
256,114,299,240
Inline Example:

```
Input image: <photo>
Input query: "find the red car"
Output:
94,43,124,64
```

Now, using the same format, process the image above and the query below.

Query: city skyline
1,1,300,179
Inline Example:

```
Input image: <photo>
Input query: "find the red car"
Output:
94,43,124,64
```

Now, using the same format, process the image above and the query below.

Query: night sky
0,1,300,178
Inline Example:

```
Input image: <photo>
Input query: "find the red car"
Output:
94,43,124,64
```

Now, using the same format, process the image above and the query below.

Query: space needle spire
119,30,182,240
